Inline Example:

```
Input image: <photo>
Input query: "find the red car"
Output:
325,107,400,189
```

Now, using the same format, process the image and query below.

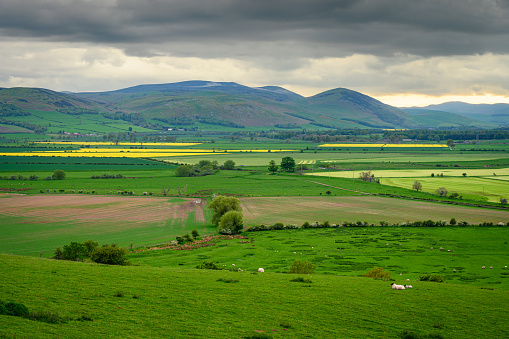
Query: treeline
56,107,99,115
0,117,46,134
383,128,509,141
245,219,507,232
100,111,161,130
0,102,30,116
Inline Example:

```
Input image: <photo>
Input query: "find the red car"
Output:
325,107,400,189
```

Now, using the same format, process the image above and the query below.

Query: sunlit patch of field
309,168,509,178
298,160,316,164
319,143,449,148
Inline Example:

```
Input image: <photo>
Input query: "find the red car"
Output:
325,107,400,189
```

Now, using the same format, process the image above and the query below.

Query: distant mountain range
0,81,505,132
402,102,509,127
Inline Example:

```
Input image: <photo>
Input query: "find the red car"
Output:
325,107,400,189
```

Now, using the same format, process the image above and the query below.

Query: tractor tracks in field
297,178,371,195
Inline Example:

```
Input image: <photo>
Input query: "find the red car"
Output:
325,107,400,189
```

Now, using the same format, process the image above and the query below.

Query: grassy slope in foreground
1,254,508,339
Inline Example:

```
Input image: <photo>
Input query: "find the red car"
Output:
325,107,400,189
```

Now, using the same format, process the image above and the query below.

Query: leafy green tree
175,164,193,177
83,240,99,256
90,244,128,265
447,139,455,148
280,157,296,172
209,195,242,227
218,210,244,234
412,180,423,192
52,169,66,180
268,160,279,173
436,187,448,197
223,160,236,170
62,242,86,261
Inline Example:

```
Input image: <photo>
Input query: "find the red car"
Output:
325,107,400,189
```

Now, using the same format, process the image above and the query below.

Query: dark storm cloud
1,0,509,58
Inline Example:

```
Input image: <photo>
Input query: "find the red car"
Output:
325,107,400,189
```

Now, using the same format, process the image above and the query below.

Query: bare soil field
240,196,509,226
0,194,211,255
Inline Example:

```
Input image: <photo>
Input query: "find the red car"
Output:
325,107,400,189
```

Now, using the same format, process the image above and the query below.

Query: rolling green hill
0,82,494,135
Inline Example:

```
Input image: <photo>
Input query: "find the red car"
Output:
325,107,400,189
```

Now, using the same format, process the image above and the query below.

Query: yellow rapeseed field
34,141,202,146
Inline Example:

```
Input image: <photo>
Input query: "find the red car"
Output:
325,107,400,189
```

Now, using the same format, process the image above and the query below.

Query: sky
1,0,509,107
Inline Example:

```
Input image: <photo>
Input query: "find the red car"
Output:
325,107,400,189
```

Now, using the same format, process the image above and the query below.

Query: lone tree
209,195,243,227
268,160,279,173
52,169,66,180
436,187,448,198
280,157,296,172
223,160,236,170
412,180,423,192
358,170,375,182
446,139,455,148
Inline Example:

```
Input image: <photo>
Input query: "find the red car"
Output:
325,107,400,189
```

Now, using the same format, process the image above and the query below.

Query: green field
1,229,508,338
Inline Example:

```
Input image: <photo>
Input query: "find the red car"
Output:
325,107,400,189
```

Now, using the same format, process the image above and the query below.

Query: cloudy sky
1,0,509,106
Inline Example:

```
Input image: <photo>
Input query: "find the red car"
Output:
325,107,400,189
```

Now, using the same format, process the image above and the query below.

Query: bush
363,267,393,281
52,169,66,180
419,274,445,283
62,242,87,261
196,261,221,270
90,244,128,265
218,210,244,234
209,195,242,227
0,301,29,318
289,259,316,274
501,197,508,205
450,218,457,225
191,229,200,239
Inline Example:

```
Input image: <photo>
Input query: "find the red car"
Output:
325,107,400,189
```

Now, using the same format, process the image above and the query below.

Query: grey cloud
1,0,509,59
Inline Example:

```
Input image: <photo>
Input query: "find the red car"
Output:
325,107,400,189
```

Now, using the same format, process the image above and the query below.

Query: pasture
2,194,508,257
310,168,509,203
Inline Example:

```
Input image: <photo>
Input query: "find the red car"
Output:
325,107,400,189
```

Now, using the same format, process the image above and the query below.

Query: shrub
209,195,242,227
302,221,311,228
83,240,99,256
90,244,128,265
196,261,221,270
1,301,29,317
62,242,87,261
419,274,445,283
450,218,457,225
191,229,200,239
53,247,63,260
501,197,508,205
52,169,66,180
218,210,244,234
363,267,393,281
289,259,316,274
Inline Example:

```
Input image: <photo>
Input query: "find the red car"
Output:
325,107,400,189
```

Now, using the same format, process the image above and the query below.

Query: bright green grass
383,177,509,203
310,168,509,178
1,247,508,338
130,226,509,289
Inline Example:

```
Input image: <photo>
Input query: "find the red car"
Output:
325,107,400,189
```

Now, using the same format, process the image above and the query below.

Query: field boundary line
298,179,370,195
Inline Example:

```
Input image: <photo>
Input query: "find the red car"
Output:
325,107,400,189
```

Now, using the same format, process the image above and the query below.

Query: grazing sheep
404,285,413,289
258,268,264,273
391,283,405,290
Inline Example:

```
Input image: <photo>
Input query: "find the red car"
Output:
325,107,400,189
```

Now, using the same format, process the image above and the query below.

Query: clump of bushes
0,301,29,318
289,259,316,274
53,240,128,265
419,274,445,283
91,174,124,179
363,267,393,281
196,261,221,270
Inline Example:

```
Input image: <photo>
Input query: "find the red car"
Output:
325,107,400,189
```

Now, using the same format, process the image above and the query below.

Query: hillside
1,252,508,338
402,108,489,128
0,81,418,133
1,82,500,133
405,102,509,126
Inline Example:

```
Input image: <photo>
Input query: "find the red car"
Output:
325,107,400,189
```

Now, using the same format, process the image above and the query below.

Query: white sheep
391,283,405,290
258,268,264,273
404,285,413,289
